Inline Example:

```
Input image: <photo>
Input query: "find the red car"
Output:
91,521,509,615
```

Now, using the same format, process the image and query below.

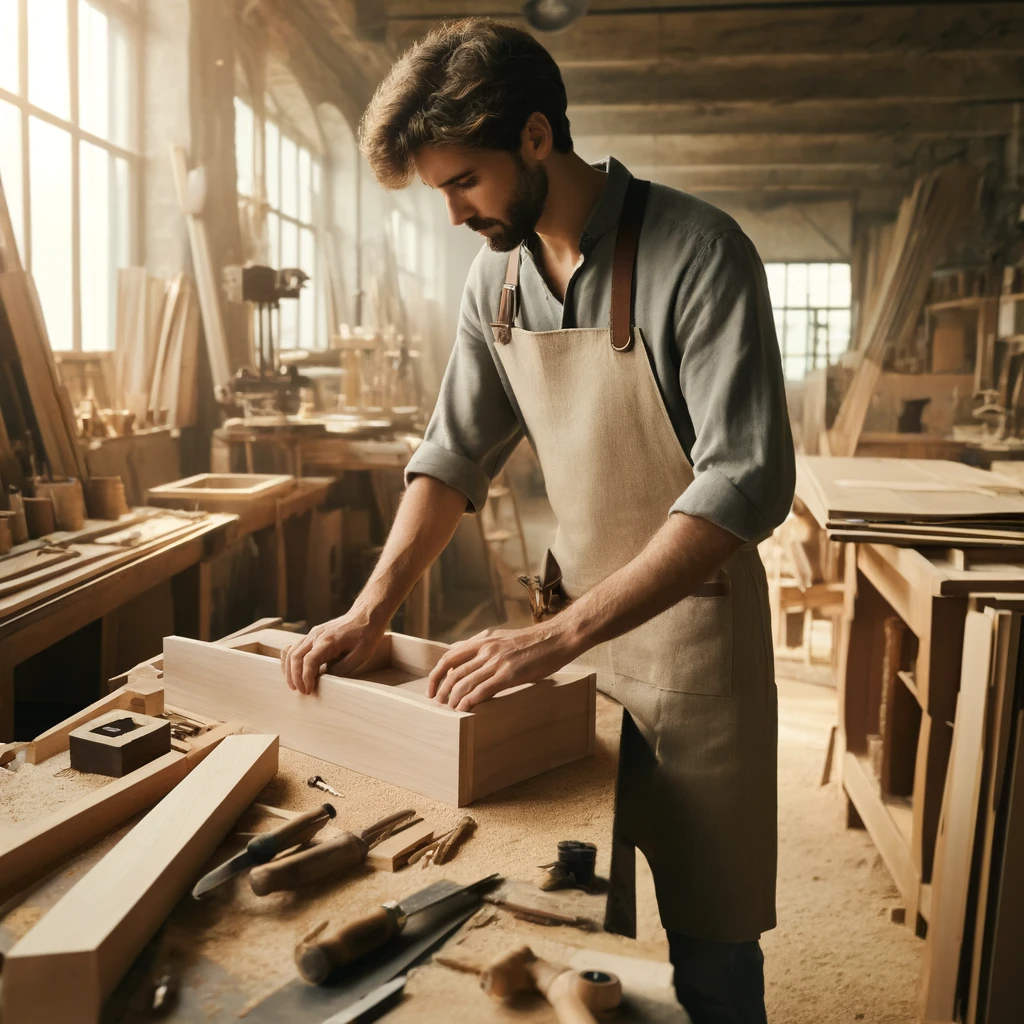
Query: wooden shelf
926,297,995,312
999,293,1024,302
844,751,922,915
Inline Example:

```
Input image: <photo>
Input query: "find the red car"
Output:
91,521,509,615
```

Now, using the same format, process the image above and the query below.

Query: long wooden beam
566,101,1016,139
573,133,965,171
1,734,279,1024
388,4,1024,62
647,166,913,193
561,54,1024,107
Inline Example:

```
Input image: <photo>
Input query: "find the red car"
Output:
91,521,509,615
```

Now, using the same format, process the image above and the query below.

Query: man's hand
428,622,581,712
282,610,386,695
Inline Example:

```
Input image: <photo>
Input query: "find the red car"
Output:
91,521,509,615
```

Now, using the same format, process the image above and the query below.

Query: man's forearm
353,474,468,627
556,512,743,657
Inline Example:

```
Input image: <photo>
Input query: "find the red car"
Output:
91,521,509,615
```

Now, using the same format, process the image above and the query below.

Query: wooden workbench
0,691,685,1023
838,541,1024,932
0,513,235,742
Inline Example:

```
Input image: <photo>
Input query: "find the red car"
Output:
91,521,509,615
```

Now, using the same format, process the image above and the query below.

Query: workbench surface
0,693,686,1022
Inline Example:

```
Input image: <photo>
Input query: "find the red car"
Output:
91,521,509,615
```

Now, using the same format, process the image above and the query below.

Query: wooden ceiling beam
561,54,1024,106
387,4,1024,63
651,165,914,192
573,133,972,171
566,101,1016,138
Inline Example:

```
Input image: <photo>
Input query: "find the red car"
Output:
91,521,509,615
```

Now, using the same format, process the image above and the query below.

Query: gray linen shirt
406,157,795,544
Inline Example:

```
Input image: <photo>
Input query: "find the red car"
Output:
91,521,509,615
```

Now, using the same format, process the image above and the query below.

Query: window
0,0,139,351
765,262,852,380
235,97,325,350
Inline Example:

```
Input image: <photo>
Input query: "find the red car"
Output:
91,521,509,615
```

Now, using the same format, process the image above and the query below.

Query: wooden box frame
160,628,596,805
146,473,293,512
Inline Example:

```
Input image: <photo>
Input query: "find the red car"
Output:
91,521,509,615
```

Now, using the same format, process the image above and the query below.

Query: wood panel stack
825,165,982,458
797,455,1024,547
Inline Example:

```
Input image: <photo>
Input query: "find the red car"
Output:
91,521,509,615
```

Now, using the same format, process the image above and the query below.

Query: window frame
0,0,143,351
235,93,327,351
765,261,852,381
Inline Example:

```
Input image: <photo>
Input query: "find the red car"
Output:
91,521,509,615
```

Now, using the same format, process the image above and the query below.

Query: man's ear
521,113,553,164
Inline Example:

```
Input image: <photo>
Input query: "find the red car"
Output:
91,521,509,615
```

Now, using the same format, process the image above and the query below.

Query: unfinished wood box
146,473,293,512
68,710,171,777
160,628,596,806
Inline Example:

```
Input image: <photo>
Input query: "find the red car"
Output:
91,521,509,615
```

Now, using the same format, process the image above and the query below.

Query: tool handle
295,905,402,984
248,804,336,863
250,833,368,895
530,963,598,1024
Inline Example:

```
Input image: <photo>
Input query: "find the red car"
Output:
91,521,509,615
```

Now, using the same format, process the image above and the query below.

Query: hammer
481,945,622,1024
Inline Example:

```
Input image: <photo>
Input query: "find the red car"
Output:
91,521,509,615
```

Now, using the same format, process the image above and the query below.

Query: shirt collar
523,155,633,261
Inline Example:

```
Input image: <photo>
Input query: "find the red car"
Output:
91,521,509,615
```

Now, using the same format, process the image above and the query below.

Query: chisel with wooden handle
249,808,415,896
295,874,502,984
191,803,337,897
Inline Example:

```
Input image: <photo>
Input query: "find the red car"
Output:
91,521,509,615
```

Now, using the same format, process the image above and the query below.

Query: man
283,19,794,1024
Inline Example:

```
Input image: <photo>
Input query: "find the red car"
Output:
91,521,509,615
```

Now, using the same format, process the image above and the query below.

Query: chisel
191,803,337,898
250,808,416,895
295,873,502,984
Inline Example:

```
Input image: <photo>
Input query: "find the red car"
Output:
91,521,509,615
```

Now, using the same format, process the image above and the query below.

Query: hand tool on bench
482,945,622,1024
191,803,337,897
295,873,502,984
250,808,416,895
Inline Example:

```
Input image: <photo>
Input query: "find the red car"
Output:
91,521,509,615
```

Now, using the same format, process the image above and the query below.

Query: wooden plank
26,681,164,764
365,820,436,871
169,147,231,397
1,734,279,1023
0,752,189,905
918,610,994,1022
843,750,919,908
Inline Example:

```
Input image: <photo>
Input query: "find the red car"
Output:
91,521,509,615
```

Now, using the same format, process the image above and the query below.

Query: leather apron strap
490,177,651,351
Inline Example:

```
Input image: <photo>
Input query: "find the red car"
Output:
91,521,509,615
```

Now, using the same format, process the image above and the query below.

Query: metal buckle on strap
611,326,635,353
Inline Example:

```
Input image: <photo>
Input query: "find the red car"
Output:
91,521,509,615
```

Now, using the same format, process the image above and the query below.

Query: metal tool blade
319,975,406,1023
191,849,257,898
396,873,501,919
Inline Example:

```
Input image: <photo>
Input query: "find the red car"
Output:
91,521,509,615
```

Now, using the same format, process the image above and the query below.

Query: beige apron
490,179,777,943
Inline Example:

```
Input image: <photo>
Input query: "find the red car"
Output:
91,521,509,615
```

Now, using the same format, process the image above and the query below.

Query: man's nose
445,195,470,227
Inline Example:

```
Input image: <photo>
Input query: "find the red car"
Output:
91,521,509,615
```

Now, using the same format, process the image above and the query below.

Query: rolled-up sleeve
405,256,523,513
669,230,795,543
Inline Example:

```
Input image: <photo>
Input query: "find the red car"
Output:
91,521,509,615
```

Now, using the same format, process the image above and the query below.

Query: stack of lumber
797,456,1024,547
825,165,981,458
114,269,200,429
0,172,89,485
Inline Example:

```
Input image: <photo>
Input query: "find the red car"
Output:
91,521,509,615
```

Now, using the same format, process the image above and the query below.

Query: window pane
830,263,852,307
298,146,311,223
265,119,279,208
110,17,131,148
280,134,297,219
79,2,110,140
808,263,830,307
764,263,785,306
234,97,253,196
28,0,69,119
784,309,809,360
785,263,807,308
828,309,851,351
0,100,24,261
29,117,72,350
80,142,111,350
0,0,18,94
266,210,279,268
280,220,298,347
299,227,315,348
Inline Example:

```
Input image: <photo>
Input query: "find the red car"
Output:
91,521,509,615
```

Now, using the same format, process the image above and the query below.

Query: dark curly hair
359,19,573,190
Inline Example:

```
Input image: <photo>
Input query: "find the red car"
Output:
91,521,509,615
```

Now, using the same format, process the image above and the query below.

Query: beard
467,155,548,253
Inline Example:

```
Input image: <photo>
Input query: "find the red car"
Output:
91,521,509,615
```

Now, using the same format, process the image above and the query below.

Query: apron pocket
661,591,734,697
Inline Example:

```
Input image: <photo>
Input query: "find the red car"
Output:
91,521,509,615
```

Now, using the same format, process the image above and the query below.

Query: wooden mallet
481,945,622,1024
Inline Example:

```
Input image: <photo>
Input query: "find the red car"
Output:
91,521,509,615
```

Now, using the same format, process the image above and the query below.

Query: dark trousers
667,930,768,1024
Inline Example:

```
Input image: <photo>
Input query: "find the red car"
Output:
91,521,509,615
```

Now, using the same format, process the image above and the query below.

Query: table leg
912,710,954,884
198,560,213,641
0,659,14,742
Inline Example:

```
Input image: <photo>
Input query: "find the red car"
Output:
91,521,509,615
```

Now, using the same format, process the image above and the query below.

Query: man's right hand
282,610,386,695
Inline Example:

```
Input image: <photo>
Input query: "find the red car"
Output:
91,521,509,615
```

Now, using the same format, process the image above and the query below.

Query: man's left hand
427,622,579,711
